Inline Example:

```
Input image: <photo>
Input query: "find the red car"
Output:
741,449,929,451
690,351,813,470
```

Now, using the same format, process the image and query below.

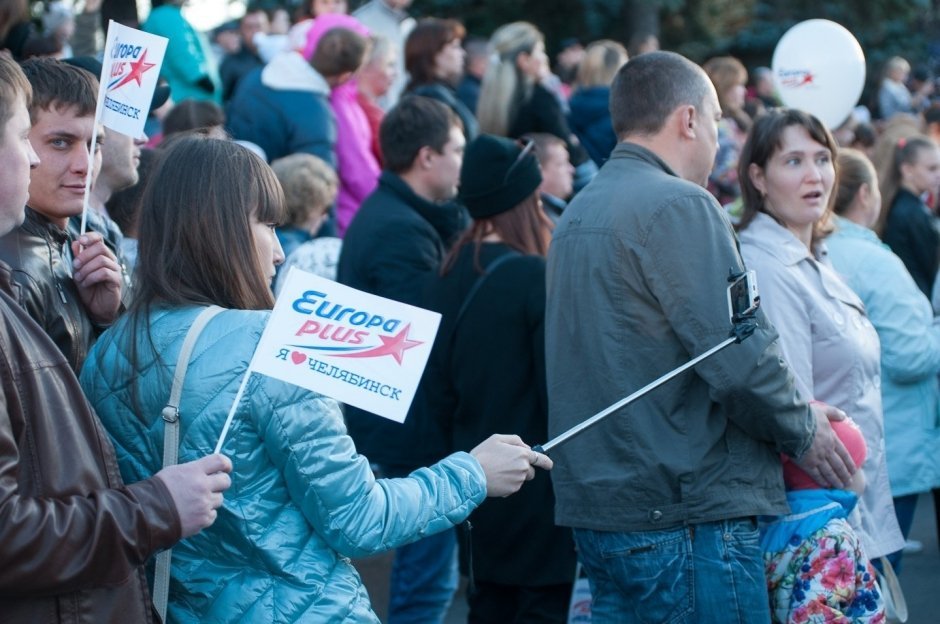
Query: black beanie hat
459,134,543,219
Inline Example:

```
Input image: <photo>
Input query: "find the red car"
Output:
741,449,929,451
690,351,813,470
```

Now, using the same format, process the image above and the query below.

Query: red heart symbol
291,351,306,365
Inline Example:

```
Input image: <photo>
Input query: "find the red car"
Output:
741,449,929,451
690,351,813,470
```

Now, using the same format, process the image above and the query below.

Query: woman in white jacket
736,109,904,562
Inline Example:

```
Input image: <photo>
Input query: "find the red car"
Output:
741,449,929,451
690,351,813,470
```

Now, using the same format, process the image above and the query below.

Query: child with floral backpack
761,417,886,623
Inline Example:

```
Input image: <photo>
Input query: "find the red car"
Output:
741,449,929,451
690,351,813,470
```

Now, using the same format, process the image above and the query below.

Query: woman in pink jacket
305,14,380,237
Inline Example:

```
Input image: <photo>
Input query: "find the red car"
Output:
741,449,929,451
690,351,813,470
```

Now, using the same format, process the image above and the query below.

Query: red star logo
800,72,815,85
336,324,424,365
113,49,156,89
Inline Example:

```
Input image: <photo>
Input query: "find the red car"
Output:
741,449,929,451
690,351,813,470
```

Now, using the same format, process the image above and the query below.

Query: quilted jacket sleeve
249,376,487,558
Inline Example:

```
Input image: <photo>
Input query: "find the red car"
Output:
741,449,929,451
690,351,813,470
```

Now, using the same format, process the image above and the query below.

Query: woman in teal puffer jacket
79,136,550,623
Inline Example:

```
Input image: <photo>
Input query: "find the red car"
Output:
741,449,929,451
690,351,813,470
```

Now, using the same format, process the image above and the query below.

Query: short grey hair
610,51,711,138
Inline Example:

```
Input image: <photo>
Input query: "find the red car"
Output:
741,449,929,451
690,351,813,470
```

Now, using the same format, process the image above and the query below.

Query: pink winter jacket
331,80,380,236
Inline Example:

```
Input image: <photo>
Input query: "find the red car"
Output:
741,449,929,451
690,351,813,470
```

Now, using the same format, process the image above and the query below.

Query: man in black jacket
337,95,467,624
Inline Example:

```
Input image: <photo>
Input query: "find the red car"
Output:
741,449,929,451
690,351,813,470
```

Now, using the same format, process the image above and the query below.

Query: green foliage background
31,0,940,105
411,0,940,99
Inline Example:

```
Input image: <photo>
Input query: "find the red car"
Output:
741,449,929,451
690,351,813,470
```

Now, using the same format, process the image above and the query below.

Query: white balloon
772,19,866,129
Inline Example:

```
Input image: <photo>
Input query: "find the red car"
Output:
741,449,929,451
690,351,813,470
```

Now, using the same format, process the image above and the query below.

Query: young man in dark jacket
0,51,231,624
0,58,121,373
337,95,467,624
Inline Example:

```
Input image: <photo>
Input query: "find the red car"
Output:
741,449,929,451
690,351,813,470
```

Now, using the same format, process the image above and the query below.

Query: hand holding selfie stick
534,270,759,455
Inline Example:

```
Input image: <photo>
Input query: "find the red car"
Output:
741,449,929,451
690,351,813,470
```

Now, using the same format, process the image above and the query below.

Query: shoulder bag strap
153,305,224,623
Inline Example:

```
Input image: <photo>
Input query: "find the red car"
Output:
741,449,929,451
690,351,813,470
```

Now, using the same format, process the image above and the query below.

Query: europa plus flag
250,268,442,423
98,21,167,138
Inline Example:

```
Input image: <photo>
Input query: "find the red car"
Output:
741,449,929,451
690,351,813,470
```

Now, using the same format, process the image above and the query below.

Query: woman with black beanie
423,134,576,623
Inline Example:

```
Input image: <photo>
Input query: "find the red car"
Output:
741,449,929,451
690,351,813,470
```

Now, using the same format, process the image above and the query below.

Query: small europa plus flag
252,268,442,423
98,20,167,138
214,268,442,453
79,21,168,235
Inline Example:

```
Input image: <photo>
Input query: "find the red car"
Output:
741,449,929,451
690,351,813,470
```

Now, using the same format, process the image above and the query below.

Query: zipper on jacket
55,234,87,366
48,238,67,304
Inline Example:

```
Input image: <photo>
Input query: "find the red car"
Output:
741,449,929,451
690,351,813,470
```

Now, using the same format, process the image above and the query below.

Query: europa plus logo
777,68,816,89
287,290,425,365
107,41,156,93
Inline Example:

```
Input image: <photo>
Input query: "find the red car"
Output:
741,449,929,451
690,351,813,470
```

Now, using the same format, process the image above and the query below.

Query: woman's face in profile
250,216,285,285
517,40,549,81
750,124,835,240
901,145,940,197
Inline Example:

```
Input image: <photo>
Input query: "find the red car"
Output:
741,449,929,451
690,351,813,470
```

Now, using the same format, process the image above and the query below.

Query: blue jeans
387,527,458,624
884,493,919,572
574,518,770,624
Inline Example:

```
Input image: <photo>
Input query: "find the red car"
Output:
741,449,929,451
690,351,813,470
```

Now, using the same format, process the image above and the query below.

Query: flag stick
79,21,117,237
214,369,253,454
78,129,102,237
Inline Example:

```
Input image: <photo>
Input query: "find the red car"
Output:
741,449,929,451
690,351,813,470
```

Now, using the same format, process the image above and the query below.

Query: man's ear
416,145,435,170
677,104,696,140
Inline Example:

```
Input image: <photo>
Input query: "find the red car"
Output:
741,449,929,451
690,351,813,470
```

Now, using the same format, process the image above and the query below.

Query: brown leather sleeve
0,404,182,597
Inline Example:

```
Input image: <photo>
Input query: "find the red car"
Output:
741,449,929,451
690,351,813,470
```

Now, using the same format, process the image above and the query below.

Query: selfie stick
533,319,756,455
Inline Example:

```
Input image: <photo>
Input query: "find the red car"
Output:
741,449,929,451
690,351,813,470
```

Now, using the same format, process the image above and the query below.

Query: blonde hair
703,55,749,129
871,113,922,178
883,56,910,81
575,40,628,89
834,148,877,216
477,22,542,136
270,153,338,228
365,34,393,67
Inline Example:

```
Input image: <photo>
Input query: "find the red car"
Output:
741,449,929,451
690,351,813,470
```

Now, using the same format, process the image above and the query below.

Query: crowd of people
1,1,940,623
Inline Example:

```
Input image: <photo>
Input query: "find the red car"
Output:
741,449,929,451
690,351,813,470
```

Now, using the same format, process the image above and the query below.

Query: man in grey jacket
544,51,856,623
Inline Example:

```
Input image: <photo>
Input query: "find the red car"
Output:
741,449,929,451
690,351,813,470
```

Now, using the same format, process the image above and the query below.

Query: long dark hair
736,108,838,251
94,136,286,419
133,136,285,312
441,192,552,276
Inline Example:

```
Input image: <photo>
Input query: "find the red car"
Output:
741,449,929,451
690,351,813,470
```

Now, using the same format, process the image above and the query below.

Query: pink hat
782,418,868,491
302,13,370,61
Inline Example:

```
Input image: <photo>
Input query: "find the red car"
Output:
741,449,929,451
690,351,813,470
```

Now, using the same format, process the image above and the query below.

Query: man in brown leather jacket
0,54,232,623
0,57,122,373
